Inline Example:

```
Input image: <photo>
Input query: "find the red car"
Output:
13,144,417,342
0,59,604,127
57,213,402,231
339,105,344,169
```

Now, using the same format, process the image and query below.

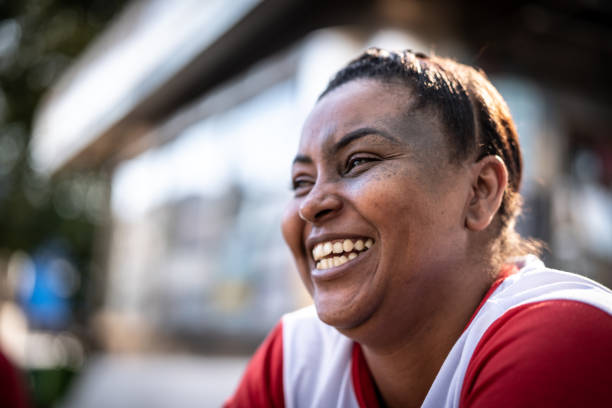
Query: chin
313,289,377,332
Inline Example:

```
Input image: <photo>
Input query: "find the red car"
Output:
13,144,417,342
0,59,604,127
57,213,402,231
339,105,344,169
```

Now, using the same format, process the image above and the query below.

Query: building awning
30,0,611,176
30,0,371,175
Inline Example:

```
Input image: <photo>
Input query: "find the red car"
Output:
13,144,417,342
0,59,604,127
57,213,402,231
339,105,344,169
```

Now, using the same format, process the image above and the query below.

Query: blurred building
19,0,612,404
28,0,612,350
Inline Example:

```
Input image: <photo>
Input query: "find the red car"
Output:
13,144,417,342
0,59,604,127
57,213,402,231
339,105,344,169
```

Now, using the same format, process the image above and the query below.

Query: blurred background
0,0,610,407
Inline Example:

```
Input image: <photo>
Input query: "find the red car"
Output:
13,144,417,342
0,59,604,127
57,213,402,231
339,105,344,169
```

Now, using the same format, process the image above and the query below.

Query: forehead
301,80,408,145
299,79,448,158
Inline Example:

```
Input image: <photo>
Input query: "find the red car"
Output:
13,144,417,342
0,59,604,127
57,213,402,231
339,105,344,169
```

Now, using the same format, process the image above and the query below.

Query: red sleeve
460,300,612,407
0,350,30,408
224,321,284,408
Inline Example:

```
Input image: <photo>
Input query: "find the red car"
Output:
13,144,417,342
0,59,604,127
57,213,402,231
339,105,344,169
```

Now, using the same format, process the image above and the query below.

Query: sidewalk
60,353,249,408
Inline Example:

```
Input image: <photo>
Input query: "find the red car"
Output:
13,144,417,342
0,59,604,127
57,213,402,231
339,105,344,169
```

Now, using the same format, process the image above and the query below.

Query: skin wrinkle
395,107,465,194
367,82,460,180
294,131,409,194
385,75,472,164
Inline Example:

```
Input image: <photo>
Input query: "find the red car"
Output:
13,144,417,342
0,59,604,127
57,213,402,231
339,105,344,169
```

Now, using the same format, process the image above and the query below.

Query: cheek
346,168,414,216
281,201,304,257
281,202,315,295
345,168,438,235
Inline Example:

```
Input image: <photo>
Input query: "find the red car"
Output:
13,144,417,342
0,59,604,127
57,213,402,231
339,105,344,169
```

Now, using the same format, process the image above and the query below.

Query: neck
357,261,495,408
362,335,444,407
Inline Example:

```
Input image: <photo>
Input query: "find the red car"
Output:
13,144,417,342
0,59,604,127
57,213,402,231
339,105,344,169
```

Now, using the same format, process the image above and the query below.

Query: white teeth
312,238,374,268
343,239,353,252
323,242,333,256
330,256,349,267
312,244,321,260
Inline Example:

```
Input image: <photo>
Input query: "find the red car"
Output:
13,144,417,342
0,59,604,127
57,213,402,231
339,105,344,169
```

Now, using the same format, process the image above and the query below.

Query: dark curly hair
320,47,540,262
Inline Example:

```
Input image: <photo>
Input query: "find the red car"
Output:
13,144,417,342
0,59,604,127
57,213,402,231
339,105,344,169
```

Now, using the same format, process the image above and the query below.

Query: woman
225,48,612,407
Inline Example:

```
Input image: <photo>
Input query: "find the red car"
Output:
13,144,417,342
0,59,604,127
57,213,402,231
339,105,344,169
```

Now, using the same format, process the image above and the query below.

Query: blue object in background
17,240,79,331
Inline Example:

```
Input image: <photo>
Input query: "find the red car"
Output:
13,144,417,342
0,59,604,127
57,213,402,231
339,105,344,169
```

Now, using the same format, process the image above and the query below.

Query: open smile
311,238,374,270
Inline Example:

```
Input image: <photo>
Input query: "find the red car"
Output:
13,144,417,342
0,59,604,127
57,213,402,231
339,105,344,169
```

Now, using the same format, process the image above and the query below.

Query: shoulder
460,258,612,407
224,320,285,408
224,306,352,408
282,306,356,407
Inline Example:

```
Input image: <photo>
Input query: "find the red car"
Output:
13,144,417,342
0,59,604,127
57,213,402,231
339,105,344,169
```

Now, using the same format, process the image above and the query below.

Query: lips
311,238,373,270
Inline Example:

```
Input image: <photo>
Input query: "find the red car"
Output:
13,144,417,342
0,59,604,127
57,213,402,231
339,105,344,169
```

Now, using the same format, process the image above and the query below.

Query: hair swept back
320,47,541,263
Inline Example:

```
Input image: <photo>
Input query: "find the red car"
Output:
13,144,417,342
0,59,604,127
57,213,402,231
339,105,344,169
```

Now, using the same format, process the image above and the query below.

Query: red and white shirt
225,256,612,407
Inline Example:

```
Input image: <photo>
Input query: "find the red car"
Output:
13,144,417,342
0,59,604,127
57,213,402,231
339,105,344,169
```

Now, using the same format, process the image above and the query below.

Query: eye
291,177,314,195
345,155,378,173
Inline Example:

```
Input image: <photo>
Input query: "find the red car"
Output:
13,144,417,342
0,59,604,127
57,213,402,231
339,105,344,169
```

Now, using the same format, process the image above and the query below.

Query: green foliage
27,367,77,408
0,0,124,302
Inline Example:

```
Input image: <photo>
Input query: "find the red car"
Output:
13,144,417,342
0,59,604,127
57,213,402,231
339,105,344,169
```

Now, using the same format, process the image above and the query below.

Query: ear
465,155,508,231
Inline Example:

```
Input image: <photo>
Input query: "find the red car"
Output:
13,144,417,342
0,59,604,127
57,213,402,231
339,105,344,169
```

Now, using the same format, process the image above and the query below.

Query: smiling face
282,79,477,337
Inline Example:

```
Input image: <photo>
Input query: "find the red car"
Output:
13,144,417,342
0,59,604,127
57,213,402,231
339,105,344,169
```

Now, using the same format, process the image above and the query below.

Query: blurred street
60,354,248,408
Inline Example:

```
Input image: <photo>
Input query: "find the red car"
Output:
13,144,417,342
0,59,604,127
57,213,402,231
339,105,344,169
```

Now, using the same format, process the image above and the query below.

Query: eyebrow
291,127,399,165
292,154,312,165
331,127,399,154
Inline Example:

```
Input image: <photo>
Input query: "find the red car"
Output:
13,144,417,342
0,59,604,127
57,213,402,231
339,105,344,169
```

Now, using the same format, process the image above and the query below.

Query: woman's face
282,79,473,334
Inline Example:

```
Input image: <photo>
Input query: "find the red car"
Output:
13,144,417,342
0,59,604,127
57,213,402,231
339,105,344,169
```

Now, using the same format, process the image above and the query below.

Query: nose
298,183,343,224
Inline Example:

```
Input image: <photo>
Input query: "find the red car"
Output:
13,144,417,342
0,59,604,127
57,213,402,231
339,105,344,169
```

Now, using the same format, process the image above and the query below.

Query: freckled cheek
345,173,414,216
344,175,432,244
